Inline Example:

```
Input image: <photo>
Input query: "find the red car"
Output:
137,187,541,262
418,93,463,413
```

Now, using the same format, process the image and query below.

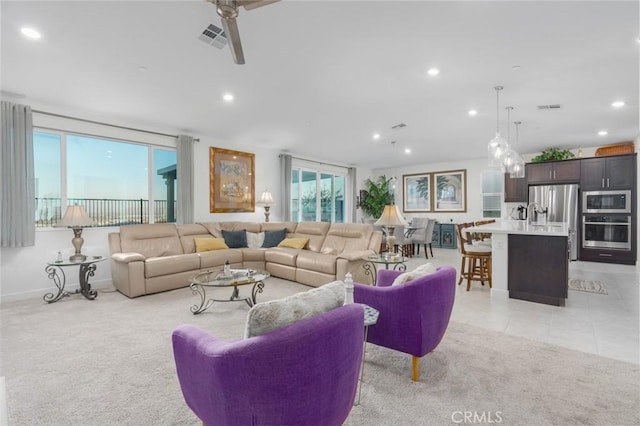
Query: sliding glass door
291,168,346,223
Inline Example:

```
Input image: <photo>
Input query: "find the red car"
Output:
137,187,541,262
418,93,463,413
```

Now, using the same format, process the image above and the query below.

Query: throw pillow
244,281,346,338
277,238,309,249
222,229,248,248
261,228,287,248
194,237,229,252
391,263,437,286
246,232,265,249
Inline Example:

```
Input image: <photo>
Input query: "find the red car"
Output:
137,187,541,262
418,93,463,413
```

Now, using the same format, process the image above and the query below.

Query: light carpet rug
568,278,608,295
1,278,638,426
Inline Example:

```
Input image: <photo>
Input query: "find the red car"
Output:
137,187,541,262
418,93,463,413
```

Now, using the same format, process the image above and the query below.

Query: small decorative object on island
55,204,96,262
531,147,575,163
375,204,408,253
258,189,274,222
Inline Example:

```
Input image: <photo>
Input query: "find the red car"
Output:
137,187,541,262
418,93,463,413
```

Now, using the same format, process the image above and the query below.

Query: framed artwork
209,147,255,213
434,169,467,212
403,173,432,212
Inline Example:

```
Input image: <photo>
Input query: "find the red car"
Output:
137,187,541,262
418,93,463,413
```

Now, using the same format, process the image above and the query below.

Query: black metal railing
35,198,175,228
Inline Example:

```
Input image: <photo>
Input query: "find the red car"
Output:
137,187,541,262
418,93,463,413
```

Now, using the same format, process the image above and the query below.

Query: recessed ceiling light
222,93,234,102
20,27,41,40
468,109,478,116
404,148,411,154
512,65,521,71
611,101,625,108
597,130,608,136
427,68,440,76
138,66,148,72
372,133,381,140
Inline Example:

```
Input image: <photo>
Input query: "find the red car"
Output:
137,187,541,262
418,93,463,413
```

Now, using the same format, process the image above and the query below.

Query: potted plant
359,175,395,219
531,147,575,162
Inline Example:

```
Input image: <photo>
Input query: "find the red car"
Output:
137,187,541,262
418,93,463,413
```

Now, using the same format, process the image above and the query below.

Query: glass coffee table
189,269,270,314
362,254,407,286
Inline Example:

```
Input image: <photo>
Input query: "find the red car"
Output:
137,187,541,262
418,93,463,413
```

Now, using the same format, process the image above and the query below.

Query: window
290,161,348,223
481,170,503,218
34,130,177,227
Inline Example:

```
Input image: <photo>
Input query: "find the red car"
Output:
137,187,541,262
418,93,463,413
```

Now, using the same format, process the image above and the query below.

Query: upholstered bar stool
455,223,492,291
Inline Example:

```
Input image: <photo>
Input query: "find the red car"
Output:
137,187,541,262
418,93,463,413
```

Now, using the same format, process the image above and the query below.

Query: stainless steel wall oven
582,214,631,250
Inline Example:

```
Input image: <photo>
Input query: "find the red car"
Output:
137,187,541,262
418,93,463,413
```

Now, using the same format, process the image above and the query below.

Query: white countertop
466,220,569,236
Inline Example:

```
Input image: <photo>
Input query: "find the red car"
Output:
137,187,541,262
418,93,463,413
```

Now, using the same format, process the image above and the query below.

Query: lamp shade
259,190,274,205
55,205,96,228
374,205,408,227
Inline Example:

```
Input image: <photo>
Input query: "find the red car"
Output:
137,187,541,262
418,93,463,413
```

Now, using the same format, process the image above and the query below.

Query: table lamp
55,204,96,262
374,204,408,253
259,190,274,222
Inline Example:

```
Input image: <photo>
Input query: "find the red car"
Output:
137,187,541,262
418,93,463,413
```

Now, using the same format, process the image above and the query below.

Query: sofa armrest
337,249,375,261
111,252,146,263
377,269,403,287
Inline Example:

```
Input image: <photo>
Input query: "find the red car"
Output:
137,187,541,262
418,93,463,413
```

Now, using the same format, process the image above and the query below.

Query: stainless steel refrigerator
528,184,579,260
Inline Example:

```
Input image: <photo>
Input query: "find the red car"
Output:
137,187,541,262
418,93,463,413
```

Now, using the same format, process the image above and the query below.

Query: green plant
359,175,395,218
531,147,575,163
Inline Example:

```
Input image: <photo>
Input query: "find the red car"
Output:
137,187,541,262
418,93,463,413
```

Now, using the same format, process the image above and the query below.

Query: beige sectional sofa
108,221,382,298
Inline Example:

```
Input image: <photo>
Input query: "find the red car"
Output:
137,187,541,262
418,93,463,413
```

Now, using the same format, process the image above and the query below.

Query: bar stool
455,222,492,291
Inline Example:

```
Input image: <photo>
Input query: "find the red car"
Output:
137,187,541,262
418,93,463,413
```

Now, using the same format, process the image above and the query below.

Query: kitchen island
466,220,570,306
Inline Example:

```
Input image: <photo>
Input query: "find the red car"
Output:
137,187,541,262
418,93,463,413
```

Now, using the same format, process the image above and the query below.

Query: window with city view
34,130,177,227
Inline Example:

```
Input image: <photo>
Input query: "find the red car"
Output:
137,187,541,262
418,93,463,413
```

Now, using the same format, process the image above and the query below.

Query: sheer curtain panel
176,134,194,224
1,101,35,247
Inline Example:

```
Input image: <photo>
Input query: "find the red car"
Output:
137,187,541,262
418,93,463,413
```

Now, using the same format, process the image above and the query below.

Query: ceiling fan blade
238,0,279,11
221,16,245,65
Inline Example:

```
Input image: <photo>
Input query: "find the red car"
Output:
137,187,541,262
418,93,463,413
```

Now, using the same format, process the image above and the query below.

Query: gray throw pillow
261,228,287,248
221,229,248,248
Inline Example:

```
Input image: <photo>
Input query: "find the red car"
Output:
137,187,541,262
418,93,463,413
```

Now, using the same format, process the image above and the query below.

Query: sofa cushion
296,251,337,275
244,281,346,338
145,253,200,278
222,229,248,248
240,248,267,262
392,263,437,286
321,223,373,255
264,247,299,266
278,238,309,249
292,222,331,252
262,228,287,248
119,224,183,258
261,222,297,234
194,238,229,252
198,249,244,269
246,232,265,249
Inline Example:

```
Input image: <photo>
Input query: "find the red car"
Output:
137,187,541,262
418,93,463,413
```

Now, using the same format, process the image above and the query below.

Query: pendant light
487,86,509,167
502,106,518,171
509,121,526,178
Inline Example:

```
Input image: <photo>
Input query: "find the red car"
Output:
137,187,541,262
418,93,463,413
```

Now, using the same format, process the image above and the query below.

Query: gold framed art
209,147,255,213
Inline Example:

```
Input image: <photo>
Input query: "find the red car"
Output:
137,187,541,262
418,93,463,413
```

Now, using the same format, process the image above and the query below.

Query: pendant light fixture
502,106,518,171
487,85,509,167
509,121,526,178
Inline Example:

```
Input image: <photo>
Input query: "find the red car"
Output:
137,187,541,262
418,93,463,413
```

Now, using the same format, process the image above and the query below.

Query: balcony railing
36,198,175,228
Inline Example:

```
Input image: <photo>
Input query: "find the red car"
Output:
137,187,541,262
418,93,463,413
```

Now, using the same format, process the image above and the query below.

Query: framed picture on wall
209,147,255,213
403,173,432,212
434,169,467,212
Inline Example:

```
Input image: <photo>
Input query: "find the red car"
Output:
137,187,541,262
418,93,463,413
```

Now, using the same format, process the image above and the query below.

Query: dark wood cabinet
580,154,635,191
504,173,527,202
526,160,580,184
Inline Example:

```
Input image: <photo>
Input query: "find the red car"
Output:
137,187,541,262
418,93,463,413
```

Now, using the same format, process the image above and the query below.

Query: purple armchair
172,303,364,426
354,266,456,381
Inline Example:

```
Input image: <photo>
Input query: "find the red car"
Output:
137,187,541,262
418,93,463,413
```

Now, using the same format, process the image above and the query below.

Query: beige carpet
1,278,638,425
568,278,608,295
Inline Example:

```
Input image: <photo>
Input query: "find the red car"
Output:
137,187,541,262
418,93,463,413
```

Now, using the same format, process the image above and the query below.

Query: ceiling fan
205,0,279,65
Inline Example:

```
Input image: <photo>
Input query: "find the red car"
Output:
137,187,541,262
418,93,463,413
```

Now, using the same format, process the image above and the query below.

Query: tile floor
401,246,639,365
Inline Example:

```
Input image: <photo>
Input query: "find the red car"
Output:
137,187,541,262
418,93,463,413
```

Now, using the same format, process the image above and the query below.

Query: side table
356,303,379,406
362,254,407,286
43,256,107,303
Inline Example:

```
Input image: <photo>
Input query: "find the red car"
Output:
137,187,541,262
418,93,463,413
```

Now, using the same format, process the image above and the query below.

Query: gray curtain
280,154,292,221
348,167,357,223
176,134,194,224
1,101,35,247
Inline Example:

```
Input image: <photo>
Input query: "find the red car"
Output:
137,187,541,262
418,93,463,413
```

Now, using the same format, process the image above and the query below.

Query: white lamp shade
55,205,96,228
259,190,274,204
374,205,408,227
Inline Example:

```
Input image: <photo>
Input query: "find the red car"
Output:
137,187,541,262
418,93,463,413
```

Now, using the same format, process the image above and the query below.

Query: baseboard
0,278,114,304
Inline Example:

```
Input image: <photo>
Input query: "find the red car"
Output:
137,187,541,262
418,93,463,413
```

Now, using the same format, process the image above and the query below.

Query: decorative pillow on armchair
391,263,437,286
244,281,346,338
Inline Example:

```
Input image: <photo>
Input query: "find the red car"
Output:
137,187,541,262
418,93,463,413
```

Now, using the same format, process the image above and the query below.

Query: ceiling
1,1,638,169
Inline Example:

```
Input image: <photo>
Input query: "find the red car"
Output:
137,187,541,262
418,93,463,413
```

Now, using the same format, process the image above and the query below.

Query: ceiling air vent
537,104,562,110
199,24,228,49
391,123,407,130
